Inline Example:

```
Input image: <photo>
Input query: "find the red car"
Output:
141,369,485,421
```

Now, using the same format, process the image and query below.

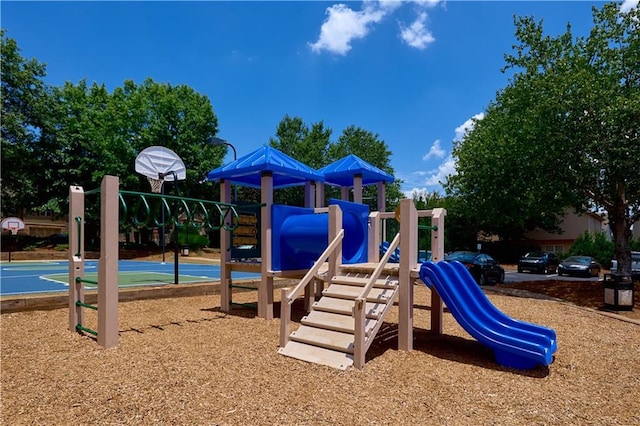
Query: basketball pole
160,171,179,285
161,181,166,264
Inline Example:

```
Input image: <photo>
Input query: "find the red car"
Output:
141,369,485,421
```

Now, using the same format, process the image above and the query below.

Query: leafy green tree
269,115,330,169
446,2,639,274
35,78,222,215
0,31,51,215
328,125,403,211
268,115,332,206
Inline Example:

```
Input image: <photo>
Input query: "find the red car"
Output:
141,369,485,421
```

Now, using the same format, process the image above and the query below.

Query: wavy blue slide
419,261,557,370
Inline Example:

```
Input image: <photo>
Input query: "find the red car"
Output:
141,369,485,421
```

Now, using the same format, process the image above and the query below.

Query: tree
34,78,222,215
446,2,639,275
0,30,51,214
268,115,332,206
329,125,403,211
268,118,403,210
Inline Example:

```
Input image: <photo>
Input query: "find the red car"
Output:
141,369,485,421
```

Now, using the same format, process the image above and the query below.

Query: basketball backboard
1,217,25,235
135,146,186,182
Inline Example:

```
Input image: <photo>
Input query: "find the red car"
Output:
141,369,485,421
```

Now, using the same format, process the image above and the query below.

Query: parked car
517,251,559,274
557,256,601,278
610,251,640,280
444,251,505,285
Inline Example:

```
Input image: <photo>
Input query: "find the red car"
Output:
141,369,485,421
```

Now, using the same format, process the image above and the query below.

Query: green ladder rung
76,277,99,285
230,302,257,309
418,225,438,231
230,284,257,291
76,301,98,311
75,324,98,336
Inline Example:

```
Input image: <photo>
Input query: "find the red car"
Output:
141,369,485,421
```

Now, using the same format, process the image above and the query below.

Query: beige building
523,209,608,253
8,211,67,238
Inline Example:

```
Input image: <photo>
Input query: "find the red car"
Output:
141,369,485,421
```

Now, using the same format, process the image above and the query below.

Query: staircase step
301,311,376,335
289,326,354,353
323,284,395,303
340,263,400,275
313,297,386,319
331,275,398,289
278,341,353,370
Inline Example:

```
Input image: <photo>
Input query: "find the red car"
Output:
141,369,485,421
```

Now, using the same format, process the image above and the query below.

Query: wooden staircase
278,265,400,370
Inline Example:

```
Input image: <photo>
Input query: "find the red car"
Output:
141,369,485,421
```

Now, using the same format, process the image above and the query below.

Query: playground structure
68,175,240,348
68,146,556,371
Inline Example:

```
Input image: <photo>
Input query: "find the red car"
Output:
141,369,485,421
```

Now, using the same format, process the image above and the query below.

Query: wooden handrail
285,230,344,305
356,232,400,301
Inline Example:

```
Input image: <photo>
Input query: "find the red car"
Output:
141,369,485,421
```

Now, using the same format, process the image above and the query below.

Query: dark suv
517,251,559,274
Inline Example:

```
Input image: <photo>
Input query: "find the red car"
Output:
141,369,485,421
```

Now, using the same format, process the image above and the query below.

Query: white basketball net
147,176,164,194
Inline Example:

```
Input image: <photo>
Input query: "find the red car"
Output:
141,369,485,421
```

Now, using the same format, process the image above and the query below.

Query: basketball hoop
1,217,25,235
147,176,164,194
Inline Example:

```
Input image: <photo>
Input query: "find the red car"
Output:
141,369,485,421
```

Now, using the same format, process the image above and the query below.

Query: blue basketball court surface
0,260,259,296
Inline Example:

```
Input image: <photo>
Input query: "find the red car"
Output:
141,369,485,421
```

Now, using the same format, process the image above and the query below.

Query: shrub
175,224,210,251
566,231,614,268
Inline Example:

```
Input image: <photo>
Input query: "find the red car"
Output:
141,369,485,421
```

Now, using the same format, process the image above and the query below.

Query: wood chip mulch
2,284,640,425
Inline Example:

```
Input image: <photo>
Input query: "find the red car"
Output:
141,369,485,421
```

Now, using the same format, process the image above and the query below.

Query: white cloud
309,3,394,55
424,155,456,186
620,0,638,14
422,139,445,160
309,0,441,55
454,112,485,141
401,154,456,197
399,12,435,49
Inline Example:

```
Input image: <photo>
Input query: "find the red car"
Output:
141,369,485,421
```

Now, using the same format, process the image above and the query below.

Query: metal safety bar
118,189,241,231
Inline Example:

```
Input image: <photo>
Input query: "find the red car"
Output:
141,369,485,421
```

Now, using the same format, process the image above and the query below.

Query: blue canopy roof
205,145,325,189
318,154,395,187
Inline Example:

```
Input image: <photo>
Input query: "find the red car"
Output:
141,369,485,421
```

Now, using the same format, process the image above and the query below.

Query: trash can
603,273,634,311
180,244,190,257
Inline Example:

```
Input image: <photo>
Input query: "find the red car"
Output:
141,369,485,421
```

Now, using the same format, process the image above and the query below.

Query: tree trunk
609,182,632,275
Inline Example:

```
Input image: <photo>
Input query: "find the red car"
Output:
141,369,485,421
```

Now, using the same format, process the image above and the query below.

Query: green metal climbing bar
80,186,242,232
118,189,241,232
75,324,98,336
76,277,99,285
75,300,98,311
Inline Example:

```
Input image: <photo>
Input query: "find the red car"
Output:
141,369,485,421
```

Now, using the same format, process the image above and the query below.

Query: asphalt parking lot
505,270,602,284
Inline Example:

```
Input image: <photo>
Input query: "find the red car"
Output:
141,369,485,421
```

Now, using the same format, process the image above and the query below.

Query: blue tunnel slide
419,261,557,370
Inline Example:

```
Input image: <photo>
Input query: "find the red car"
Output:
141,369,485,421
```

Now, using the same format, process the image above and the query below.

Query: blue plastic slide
419,261,557,370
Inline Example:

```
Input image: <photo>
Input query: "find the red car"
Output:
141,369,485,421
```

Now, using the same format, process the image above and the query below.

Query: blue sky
3,1,637,195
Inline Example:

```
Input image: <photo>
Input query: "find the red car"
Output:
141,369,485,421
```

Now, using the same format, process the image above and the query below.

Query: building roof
205,145,325,189
318,154,395,187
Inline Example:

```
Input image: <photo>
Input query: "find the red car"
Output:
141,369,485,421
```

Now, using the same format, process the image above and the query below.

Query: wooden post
315,182,325,208
279,288,291,347
368,212,381,263
376,182,386,212
398,198,417,351
68,185,85,332
341,186,349,201
303,179,317,310
98,175,119,349
260,172,274,319
304,181,315,208
430,208,446,335
219,179,232,313
353,298,366,369
377,182,387,242
353,174,363,204
328,205,342,281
